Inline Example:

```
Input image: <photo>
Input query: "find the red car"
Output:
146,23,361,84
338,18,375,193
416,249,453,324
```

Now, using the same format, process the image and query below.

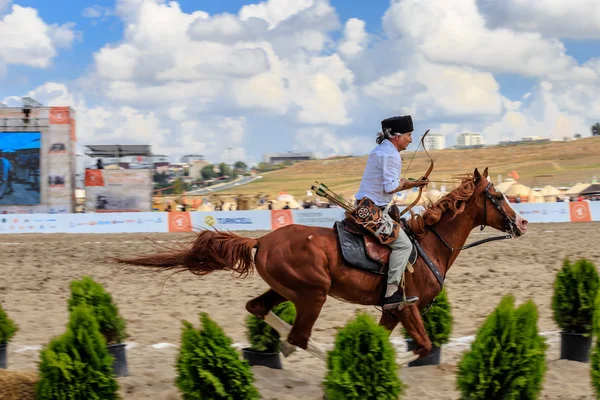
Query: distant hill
221,137,600,199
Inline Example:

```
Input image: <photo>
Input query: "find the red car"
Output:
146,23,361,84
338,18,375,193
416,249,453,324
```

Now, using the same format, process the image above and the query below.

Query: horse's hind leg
246,289,298,357
264,292,328,361
245,289,286,318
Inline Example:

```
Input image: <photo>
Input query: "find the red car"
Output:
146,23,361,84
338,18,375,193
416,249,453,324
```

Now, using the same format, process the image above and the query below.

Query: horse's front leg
395,304,431,364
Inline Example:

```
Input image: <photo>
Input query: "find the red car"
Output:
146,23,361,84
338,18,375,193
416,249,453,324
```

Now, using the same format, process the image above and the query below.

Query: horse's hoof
280,341,297,358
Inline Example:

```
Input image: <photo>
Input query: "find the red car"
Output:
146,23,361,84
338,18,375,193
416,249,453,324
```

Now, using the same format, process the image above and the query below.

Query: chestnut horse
115,167,528,365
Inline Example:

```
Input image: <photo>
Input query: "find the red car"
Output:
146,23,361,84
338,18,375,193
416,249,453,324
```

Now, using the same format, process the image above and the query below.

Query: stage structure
0,100,76,214
83,144,153,212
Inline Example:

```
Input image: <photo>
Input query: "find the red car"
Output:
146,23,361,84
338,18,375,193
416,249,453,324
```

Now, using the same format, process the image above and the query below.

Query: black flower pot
406,338,441,367
560,332,592,363
107,343,129,377
0,343,6,369
242,348,282,369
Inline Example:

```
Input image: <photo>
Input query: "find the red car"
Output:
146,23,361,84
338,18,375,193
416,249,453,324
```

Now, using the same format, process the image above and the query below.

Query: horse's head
473,167,528,238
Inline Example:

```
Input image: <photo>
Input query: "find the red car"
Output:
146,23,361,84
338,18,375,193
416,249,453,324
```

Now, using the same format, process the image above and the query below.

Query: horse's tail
113,230,258,278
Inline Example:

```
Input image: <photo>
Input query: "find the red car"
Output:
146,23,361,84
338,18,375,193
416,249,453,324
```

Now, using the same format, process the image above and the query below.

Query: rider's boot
383,286,418,310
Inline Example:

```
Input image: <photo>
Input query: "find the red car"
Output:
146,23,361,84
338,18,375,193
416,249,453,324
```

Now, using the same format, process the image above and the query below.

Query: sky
1,0,599,167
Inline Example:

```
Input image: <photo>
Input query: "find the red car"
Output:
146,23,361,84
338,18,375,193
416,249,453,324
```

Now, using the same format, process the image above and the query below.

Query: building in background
263,151,314,164
457,133,484,148
180,154,205,163
424,133,445,151
0,100,77,214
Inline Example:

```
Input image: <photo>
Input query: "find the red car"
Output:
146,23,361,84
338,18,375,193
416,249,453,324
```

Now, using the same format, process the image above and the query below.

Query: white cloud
383,0,576,77
364,58,503,119
478,0,600,40
239,0,315,29
82,5,112,19
88,1,354,126
338,18,367,58
293,127,365,158
0,5,77,68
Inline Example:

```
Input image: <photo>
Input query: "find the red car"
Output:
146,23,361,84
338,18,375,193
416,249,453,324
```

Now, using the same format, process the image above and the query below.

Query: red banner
168,212,192,232
569,202,592,222
271,209,293,230
49,107,71,124
85,170,104,186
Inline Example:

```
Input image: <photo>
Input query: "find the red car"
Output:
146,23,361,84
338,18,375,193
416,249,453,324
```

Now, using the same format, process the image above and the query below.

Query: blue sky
1,0,599,166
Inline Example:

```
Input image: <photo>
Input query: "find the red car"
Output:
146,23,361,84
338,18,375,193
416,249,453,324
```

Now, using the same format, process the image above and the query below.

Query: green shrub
456,294,547,400
68,276,127,344
404,288,453,347
552,258,599,336
175,312,259,400
324,313,404,400
590,291,600,397
36,305,119,399
0,303,18,344
245,301,296,353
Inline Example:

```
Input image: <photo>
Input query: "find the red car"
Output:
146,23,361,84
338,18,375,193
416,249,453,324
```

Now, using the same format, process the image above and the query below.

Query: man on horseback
354,115,429,310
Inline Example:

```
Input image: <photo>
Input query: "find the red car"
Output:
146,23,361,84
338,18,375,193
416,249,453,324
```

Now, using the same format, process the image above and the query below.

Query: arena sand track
1,222,600,399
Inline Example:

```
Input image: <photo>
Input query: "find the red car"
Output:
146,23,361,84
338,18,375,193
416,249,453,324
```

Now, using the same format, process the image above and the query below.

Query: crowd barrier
0,202,599,235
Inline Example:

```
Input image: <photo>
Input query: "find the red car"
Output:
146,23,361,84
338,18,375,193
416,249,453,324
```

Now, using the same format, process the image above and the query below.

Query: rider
355,115,429,310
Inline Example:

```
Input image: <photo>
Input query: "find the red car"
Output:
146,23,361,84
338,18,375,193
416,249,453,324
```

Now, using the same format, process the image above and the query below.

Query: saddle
334,215,417,276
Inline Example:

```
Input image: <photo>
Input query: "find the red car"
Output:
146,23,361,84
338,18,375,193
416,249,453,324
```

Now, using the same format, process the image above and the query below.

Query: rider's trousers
386,227,412,287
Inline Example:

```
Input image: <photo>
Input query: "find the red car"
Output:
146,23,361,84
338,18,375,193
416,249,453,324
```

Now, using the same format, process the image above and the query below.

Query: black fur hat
381,115,413,134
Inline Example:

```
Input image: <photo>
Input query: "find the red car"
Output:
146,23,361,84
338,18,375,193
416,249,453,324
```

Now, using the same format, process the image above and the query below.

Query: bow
399,129,434,217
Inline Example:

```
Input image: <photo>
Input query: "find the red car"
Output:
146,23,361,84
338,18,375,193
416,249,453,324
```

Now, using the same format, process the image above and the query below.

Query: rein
427,181,514,252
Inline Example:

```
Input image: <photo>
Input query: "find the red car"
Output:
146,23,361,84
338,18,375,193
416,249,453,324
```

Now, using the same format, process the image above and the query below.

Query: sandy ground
1,222,600,399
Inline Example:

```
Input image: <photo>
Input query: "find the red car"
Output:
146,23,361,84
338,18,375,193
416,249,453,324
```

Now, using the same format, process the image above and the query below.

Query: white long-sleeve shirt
355,139,402,206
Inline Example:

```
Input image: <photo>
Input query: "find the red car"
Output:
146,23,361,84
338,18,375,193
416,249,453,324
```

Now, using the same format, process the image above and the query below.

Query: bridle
428,181,516,252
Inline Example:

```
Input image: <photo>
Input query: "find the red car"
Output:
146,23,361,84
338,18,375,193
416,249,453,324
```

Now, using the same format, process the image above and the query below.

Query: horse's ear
483,167,489,178
474,168,481,180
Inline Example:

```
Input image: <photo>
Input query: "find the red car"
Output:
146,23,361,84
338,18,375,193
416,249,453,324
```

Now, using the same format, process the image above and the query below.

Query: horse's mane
409,173,477,239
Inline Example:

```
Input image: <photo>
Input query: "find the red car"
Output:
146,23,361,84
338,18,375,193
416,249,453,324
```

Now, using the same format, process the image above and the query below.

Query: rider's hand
415,177,429,188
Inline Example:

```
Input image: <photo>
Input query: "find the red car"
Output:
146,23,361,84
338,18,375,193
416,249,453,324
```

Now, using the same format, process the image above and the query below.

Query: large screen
0,132,41,205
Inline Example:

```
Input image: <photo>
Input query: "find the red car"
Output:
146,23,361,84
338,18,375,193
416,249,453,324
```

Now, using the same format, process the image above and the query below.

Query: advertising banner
85,169,152,212
63,212,167,234
191,210,271,231
511,203,570,223
590,202,600,222
569,201,592,222
271,209,293,230
168,212,193,233
0,214,63,234
291,208,345,228
0,132,41,205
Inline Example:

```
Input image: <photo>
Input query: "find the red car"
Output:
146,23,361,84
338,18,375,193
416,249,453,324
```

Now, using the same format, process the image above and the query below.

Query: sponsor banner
49,107,71,124
511,203,571,223
85,169,152,212
569,201,592,222
191,211,271,231
271,209,293,230
168,212,193,232
0,214,63,234
63,212,167,234
590,202,600,221
291,208,345,228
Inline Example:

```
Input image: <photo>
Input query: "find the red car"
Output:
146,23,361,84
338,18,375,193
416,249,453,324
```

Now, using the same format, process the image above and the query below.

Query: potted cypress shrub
175,312,260,399
552,258,599,362
68,276,129,376
0,303,18,369
404,287,453,366
324,312,404,400
590,290,600,397
243,301,296,369
456,294,547,399
36,304,119,399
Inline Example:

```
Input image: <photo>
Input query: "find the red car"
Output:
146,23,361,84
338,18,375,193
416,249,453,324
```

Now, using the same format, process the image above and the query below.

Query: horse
114,167,528,365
